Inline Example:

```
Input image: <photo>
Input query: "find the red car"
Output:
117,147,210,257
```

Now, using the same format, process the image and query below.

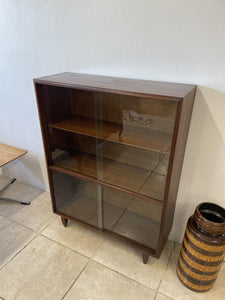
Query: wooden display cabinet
34,73,196,263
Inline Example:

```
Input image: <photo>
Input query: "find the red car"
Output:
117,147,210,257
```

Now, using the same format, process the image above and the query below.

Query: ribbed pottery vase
177,202,225,292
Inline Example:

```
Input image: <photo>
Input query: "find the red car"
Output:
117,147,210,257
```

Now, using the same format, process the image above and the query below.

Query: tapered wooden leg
142,252,149,264
61,216,68,227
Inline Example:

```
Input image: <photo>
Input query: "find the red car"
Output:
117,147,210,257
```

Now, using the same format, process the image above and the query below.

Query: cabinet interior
41,85,178,203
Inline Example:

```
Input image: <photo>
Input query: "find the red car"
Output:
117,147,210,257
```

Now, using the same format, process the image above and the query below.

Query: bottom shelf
112,210,160,250
61,192,126,231
51,169,162,251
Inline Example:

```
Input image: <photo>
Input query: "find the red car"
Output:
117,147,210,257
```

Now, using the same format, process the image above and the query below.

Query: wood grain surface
34,72,196,99
0,143,27,167
50,117,172,153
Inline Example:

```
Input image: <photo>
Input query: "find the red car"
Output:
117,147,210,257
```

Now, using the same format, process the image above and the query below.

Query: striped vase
177,202,225,292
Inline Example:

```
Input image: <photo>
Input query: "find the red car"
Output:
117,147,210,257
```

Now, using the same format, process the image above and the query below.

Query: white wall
0,0,225,242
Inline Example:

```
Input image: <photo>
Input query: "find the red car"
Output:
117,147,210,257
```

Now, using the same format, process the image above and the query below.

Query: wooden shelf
50,117,172,153
60,193,127,231
63,196,160,250
73,136,163,171
112,210,160,250
50,151,166,202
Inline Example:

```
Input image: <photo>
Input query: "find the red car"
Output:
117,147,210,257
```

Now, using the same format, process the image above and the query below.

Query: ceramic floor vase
177,202,225,292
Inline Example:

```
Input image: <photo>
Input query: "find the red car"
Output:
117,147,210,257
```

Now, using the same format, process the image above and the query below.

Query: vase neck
193,203,225,235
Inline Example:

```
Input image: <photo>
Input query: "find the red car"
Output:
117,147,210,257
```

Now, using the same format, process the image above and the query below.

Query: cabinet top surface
34,72,196,99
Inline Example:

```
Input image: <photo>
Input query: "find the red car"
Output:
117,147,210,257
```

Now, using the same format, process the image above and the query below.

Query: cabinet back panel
40,85,178,137
40,85,72,123
70,90,98,120
70,90,178,129
73,134,165,171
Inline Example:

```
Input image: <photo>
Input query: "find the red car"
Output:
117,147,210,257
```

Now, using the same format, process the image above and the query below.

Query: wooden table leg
142,252,149,264
61,216,68,227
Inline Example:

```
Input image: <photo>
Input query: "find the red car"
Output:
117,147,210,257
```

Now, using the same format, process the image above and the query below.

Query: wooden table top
0,143,27,167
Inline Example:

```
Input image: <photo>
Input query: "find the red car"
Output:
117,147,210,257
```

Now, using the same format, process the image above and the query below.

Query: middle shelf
50,116,172,153
49,148,167,203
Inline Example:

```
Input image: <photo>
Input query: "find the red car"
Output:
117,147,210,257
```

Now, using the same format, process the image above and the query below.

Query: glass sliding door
99,93,178,202
51,170,100,228
42,84,178,249
102,185,162,250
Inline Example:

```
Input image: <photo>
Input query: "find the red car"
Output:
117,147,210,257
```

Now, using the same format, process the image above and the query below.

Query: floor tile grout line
41,221,169,293
156,279,163,293
90,259,157,293
39,233,91,260
0,202,57,234
156,291,175,300
154,284,175,300
0,230,91,300
0,204,10,212
0,188,45,215
156,241,176,292
40,217,107,260
89,242,177,293
38,216,57,233
90,234,106,259
0,214,38,233
0,232,39,272
0,227,92,274
39,216,107,259
36,216,58,234
61,259,91,300
1,211,178,294
0,182,178,300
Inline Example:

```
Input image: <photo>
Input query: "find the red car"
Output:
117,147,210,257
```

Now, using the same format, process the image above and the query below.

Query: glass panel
51,170,100,228
43,85,178,202
103,186,162,250
99,94,178,201
49,130,168,201
51,169,162,250
100,93,177,152
47,88,104,199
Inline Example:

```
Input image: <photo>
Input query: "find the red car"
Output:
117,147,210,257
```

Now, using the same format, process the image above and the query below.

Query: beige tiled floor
0,175,224,300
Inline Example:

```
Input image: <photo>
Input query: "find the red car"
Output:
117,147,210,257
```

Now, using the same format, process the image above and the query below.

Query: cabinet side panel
34,83,66,212
34,83,52,164
34,83,56,212
157,87,197,257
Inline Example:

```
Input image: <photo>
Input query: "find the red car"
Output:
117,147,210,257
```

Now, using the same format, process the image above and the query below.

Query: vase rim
194,202,225,235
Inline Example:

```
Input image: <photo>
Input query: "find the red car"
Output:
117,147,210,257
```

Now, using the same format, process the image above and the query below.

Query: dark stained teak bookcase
34,72,196,263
